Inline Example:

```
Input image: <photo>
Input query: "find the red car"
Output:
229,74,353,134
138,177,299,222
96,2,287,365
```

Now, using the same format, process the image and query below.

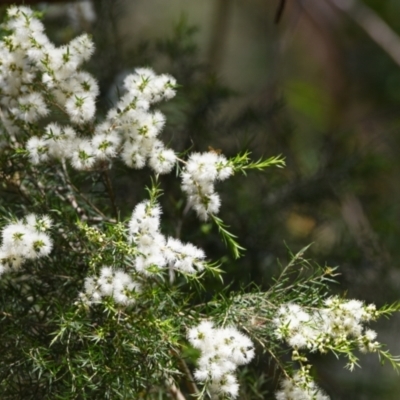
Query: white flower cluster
187,321,255,399
0,7,177,173
81,266,141,306
275,372,329,400
129,200,206,275
181,152,233,220
273,297,379,354
0,214,52,276
26,123,77,165
0,6,95,130
79,200,206,307
25,67,178,171
99,67,177,173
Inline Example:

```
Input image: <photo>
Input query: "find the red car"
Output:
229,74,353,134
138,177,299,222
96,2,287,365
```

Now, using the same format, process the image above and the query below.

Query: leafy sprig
229,151,285,175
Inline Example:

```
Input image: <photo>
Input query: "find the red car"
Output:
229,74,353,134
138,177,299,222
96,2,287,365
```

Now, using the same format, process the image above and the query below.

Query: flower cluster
273,297,379,354
26,123,78,164
187,321,255,399
181,152,233,220
99,67,177,173
116,68,176,174
0,6,95,130
0,7,177,173
78,200,206,308
0,214,52,276
275,372,330,400
129,200,206,275
80,266,141,306
25,67,178,171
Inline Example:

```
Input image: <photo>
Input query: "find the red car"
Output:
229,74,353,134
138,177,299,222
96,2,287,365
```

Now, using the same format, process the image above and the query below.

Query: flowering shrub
0,6,399,399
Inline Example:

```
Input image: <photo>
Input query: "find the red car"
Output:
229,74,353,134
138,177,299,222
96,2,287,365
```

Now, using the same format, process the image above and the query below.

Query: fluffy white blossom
0,214,53,276
26,136,50,164
81,266,141,306
11,92,49,123
275,372,330,400
0,7,179,176
164,237,205,274
273,298,379,354
121,140,147,169
188,321,254,399
0,8,97,131
69,33,95,63
27,123,78,163
65,95,96,124
91,131,121,160
44,123,77,159
100,69,176,171
70,139,96,170
128,200,205,275
148,143,177,174
123,68,177,103
181,152,233,220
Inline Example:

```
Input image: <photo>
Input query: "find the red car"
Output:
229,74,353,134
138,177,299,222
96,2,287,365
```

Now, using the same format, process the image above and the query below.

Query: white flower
1,222,30,255
129,201,161,237
273,298,380,355
187,320,215,349
91,131,121,159
188,322,254,399
164,237,205,274
70,139,96,170
128,200,206,276
81,267,140,306
11,92,49,122
0,214,53,277
121,141,147,169
26,136,50,164
193,368,209,382
122,68,176,104
30,232,53,258
84,277,96,295
275,373,330,400
66,71,99,98
181,152,233,220
65,94,96,124
7,5,33,18
43,123,77,159
69,33,95,62
220,374,239,398
148,145,177,174
365,329,377,341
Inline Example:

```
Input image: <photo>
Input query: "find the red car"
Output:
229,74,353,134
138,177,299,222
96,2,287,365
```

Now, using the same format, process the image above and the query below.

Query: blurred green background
5,0,400,398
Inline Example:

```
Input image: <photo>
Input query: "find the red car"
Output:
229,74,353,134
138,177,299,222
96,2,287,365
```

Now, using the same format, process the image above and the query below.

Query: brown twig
101,170,118,220
60,161,115,223
171,348,199,397
167,380,187,400
275,0,287,24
